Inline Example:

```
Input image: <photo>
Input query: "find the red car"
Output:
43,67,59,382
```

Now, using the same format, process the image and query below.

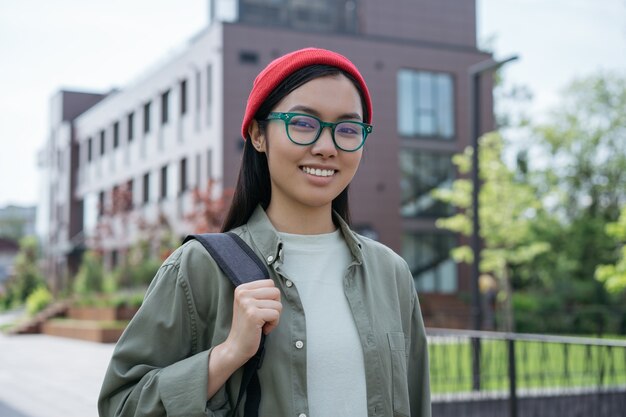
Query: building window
195,70,201,112
161,90,170,125
180,79,187,115
398,69,454,139
206,65,212,126
125,179,134,211
113,121,120,149
207,149,213,180
160,165,168,200
100,130,106,156
143,101,151,134
402,232,458,293
196,153,201,188
239,50,259,64
87,137,93,162
142,172,150,205
400,151,455,218
179,158,187,195
98,190,105,217
128,112,134,142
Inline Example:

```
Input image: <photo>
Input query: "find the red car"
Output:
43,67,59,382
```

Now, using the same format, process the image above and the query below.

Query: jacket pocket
388,332,410,417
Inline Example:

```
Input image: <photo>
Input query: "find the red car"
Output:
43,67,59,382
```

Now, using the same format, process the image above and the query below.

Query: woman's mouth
300,166,336,177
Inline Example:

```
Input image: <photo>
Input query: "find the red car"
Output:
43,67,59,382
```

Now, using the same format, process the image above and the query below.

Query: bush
12,236,45,303
26,286,53,316
73,251,104,295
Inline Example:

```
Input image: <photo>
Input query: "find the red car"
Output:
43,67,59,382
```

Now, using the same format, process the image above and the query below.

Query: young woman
98,48,431,417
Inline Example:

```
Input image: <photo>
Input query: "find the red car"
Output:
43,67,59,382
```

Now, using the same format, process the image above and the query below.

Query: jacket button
267,255,274,263
295,340,304,349
286,280,293,288
298,414,307,417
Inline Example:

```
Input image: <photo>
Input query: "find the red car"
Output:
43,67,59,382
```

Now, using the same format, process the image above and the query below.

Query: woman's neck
265,200,335,235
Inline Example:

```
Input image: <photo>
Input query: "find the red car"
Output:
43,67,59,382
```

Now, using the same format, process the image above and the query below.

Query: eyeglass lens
287,115,364,150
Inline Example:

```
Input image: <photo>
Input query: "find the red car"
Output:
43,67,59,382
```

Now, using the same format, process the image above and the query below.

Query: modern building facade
39,0,494,328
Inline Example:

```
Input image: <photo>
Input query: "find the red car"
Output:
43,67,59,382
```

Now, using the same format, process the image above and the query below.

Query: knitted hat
241,47,373,140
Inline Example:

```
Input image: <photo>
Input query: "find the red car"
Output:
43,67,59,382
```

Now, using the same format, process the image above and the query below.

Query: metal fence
426,328,626,417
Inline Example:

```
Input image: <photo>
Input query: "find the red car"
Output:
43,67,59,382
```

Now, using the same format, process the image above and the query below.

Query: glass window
126,179,134,211
180,79,187,115
143,102,151,134
143,172,150,204
179,158,187,194
128,112,134,142
398,69,454,139
113,121,119,148
195,71,201,112
399,150,454,218
87,137,93,162
160,165,168,200
161,90,170,125
402,232,458,293
99,130,106,156
98,190,105,217
206,65,213,127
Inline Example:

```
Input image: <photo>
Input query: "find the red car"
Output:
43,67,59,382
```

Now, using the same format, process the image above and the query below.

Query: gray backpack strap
182,232,268,417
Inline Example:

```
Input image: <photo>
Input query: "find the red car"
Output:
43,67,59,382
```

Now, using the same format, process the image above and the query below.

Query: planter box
68,306,139,321
42,320,127,343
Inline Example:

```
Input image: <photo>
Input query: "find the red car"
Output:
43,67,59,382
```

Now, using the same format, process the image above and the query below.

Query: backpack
183,232,268,417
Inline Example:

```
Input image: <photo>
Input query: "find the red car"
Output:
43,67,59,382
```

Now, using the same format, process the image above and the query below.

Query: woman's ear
248,120,266,153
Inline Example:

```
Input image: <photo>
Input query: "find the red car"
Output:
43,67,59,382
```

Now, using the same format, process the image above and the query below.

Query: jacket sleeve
405,265,432,417
97,251,231,417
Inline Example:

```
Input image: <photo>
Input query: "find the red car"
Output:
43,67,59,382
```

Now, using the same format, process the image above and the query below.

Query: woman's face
253,74,364,214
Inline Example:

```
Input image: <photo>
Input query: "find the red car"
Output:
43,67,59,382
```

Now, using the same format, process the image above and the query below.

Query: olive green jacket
98,206,431,417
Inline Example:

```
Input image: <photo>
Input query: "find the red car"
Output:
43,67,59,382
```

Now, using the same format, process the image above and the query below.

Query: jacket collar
246,205,364,266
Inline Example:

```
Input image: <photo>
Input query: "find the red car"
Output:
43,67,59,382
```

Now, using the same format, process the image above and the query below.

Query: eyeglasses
265,112,373,152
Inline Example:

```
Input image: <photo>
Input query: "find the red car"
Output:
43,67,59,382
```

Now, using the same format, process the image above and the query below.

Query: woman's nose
311,126,337,158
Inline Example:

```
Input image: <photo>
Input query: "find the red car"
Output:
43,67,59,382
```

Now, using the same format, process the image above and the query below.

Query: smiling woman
98,48,431,417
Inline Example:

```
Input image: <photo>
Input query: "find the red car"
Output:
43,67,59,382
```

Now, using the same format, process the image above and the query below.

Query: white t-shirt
278,229,367,417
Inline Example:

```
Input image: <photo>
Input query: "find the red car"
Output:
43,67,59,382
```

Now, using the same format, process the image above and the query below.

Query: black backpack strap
183,232,268,417
183,232,269,284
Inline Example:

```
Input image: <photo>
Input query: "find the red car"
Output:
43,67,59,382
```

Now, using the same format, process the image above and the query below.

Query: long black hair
221,64,370,232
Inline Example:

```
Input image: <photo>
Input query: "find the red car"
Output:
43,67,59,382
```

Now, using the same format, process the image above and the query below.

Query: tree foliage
0,236,46,310
489,72,626,334
434,132,550,331
596,206,626,294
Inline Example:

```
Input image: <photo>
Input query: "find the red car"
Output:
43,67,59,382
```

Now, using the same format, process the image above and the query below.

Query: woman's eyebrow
287,105,363,121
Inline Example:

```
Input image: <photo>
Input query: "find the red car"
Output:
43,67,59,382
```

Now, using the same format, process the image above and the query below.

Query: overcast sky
0,0,625,208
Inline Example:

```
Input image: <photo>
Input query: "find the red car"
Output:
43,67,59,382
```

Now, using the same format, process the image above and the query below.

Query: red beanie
241,47,373,140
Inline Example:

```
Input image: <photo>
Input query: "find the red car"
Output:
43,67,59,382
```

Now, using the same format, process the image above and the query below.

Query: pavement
0,329,115,417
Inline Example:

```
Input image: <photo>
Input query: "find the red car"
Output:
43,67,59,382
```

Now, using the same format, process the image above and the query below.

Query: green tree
533,72,626,223
596,206,626,294
73,250,104,295
11,236,45,302
433,132,550,332
518,72,626,334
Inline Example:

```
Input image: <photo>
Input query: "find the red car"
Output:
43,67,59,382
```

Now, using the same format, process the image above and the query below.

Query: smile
301,166,336,177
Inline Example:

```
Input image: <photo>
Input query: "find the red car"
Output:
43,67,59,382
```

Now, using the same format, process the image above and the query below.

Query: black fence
427,328,626,417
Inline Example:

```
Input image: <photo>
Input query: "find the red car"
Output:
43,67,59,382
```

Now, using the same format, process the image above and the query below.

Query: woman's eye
336,124,361,136
290,118,316,129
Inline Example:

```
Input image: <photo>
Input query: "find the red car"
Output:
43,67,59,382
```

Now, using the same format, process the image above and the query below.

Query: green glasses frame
265,112,373,152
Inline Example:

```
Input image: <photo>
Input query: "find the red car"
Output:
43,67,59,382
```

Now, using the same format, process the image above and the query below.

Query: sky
0,0,625,209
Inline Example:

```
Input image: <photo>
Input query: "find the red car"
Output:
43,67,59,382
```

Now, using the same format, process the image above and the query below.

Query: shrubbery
0,236,45,311
26,286,53,316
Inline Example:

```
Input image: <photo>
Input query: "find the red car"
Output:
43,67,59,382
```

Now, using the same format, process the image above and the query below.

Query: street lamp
468,55,519,390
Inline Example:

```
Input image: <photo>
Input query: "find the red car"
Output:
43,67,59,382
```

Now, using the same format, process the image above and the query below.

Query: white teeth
302,167,335,177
